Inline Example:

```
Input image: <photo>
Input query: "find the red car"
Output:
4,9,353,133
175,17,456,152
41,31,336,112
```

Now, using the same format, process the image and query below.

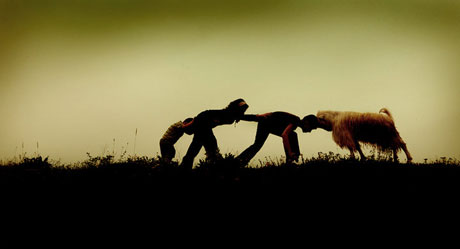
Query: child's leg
160,140,175,162
286,131,300,162
181,134,203,168
202,129,221,161
237,123,269,164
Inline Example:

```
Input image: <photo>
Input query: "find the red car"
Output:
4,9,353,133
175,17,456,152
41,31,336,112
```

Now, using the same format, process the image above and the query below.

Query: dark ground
1,154,459,195
1,154,459,243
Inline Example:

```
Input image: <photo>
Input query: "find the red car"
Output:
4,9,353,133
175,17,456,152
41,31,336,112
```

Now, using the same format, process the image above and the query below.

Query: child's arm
240,114,259,122
240,113,272,122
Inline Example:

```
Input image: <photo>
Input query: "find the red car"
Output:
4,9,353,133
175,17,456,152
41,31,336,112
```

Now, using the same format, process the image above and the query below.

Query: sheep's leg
400,141,412,163
347,147,356,160
354,140,366,161
393,149,399,163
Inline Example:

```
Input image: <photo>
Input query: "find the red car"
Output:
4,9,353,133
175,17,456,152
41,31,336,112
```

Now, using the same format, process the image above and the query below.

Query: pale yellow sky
1,0,459,164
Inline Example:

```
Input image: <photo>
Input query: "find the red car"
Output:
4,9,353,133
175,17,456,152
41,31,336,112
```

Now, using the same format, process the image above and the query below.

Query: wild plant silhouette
1,152,460,194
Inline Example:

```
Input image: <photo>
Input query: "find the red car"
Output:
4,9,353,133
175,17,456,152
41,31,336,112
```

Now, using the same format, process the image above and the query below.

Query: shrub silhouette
1,153,460,194
16,156,51,169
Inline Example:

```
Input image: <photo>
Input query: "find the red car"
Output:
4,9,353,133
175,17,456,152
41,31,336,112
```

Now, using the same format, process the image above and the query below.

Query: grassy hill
1,153,459,196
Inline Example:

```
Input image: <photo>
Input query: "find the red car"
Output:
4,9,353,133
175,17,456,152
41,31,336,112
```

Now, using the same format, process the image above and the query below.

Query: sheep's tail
379,108,393,121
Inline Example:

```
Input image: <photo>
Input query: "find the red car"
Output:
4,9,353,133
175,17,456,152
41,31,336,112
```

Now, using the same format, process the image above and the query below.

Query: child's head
300,115,319,133
226,98,249,122
183,118,194,135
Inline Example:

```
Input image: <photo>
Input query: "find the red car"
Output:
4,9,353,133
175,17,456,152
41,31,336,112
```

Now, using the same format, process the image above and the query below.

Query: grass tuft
1,153,459,194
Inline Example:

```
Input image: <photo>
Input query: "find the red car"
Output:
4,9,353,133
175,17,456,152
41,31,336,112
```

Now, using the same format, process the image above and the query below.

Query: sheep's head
316,111,338,132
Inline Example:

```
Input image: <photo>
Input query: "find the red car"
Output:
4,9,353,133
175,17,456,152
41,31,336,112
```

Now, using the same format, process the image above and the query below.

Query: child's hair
225,98,248,111
302,115,319,128
183,118,193,124
225,99,249,123
183,117,194,135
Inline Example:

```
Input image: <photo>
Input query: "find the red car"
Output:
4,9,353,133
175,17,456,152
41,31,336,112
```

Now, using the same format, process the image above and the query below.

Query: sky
1,0,459,164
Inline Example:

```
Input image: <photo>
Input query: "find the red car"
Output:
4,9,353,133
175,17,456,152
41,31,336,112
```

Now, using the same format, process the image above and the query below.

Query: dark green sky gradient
2,0,459,36
2,0,460,89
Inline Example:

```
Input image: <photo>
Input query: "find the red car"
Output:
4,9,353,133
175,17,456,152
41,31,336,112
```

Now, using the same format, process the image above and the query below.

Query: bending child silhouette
160,118,194,163
181,98,249,168
237,112,318,165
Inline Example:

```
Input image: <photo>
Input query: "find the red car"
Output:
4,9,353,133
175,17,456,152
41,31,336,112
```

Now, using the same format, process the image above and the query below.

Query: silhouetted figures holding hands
160,118,194,163
181,99,249,169
237,112,319,165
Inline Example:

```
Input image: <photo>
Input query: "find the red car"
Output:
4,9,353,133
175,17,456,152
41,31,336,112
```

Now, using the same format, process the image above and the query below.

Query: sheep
316,108,412,163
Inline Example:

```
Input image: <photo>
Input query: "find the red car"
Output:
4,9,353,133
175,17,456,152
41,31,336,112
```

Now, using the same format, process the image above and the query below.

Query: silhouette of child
160,118,194,162
181,98,249,168
237,112,318,165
